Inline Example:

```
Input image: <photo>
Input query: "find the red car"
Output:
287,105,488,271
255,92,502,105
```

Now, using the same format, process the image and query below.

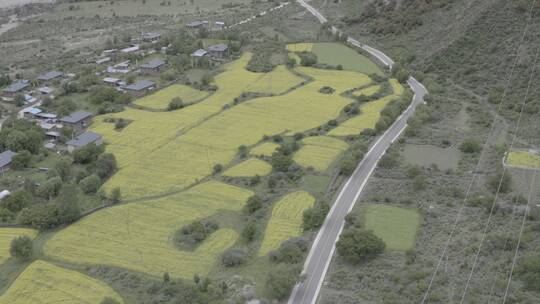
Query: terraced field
0,228,37,265
134,84,210,110
250,142,280,157
293,136,348,172
353,84,381,97
223,158,272,177
506,150,540,169
286,43,314,52
45,181,251,278
258,191,315,256
0,260,123,304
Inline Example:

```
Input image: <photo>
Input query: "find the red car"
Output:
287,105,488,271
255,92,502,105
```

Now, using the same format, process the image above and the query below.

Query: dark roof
66,131,102,148
142,32,161,40
0,150,16,168
186,20,208,27
140,59,166,69
60,111,93,124
123,80,156,91
37,71,64,81
3,80,29,93
208,44,229,52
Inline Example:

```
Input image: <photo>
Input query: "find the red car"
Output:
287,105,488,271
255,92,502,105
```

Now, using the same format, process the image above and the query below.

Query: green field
134,84,209,110
506,150,540,169
353,85,381,97
45,181,250,279
0,260,123,304
250,142,280,157
403,144,460,171
364,204,420,251
293,136,348,172
258,191,315,256
0,228,37,266
311,43,384,75
223,158,272,177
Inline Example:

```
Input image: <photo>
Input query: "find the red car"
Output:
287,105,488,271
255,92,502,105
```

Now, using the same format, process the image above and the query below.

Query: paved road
288,1,428,303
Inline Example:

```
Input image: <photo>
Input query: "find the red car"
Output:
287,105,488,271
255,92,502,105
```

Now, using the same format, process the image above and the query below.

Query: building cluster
1,70,73,105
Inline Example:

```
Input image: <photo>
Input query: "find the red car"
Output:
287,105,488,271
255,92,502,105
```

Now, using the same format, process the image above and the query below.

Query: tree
167,97,184,111
241,221,258,242
303,200,329,230
109,187,122,204
298,52,317,66
96,153,117,179
11,150,32,170
163,272,170,283
269,237,309,264
54,157,73,181
340,155,356,176
460,139,482,153
487,171,512,194
1,189,32,213
244,195,262,214
55,184,81,225
36,177,63,199
271,152,292,172
221,248,248,267
10,235,33,261
79,174,101,194
73,144,104,164
336,229,385,264
265,264,300,300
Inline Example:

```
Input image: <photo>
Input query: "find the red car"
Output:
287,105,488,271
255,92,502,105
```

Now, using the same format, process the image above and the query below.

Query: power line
420,1,537,301
459,41,540,304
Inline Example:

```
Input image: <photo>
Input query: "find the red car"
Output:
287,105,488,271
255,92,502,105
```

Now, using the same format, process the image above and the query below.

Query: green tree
54,157,73,181
336,228,385,264
241,221,258,242
79,174,102,194
95,153,117,179
271,152,292,172
244,195,262,214
487,171,512,194
460,139,482,153
265,264,300,300
36,177,63,199
10,235,33,261
303,200,329,230
11,150,32,170
1,189,32,213
109,187,122,204
167,97,184,111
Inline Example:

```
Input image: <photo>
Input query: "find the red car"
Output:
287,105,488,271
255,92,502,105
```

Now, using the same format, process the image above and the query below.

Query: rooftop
66,131,102,148
208,44,229,52
23,107,42,115
37,71,64,81
186,20,208,27
60,111,93,124
142,32,161,40
191,49,208,57
123,80,156,91
121,45,140,53
38,86,54,94
0,150,16,168
140,59,166,69
35,112,57,119
3,80,29,93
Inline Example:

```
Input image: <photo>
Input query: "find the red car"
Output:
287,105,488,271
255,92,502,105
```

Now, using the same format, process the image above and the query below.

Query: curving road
288,1,428,303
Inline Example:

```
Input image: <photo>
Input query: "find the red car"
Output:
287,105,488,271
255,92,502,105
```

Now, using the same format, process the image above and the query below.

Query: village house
107,61,131,74
186,20,209,29
37,71,64,83
21,107,42,119
96,57,112,65
66,131,102,153
207,44,229,59
59,110,93,132
142,32,161,43
37,86,54,96
103,77,123,87
121,44,140,54
122,80,156,97
213,21,226,30
2,80,30,96
34,112,57,122
139,59,167,75
0,150,16,172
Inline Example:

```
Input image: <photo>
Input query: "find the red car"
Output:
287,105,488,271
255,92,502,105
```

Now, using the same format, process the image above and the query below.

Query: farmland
352,84,381,97
311,43,384,75
223,158,272,177
250,142,280,157
44,181,250,278
506,150,540,169
286,43,314,52
134,84,209,110
364,204,420,251
0,228,37,265
293,136,349,172
258,191,315,256
0,260,123,304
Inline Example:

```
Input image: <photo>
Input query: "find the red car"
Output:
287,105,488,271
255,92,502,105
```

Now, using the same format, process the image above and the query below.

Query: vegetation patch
293,136,349,172
0,228,37,265
364,204,420,251
134,84,209,110
223,158,272,177
506,150,540,169
352,85,381,97
403,144,460,171
250,142,280,157
286,43,314,52
0,260,123,304
258,191,315,256
44,181,250,279
311,42,383,75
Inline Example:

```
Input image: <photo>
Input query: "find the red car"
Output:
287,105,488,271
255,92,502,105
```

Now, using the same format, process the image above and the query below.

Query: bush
319,86,335,94
487,171,512,194
340,155,357,176
298,52,317,66
1,190,32,213
95,153,117,179
79,174,101,194
175,220,219,248
244,195,263,214
36,177,63,199
265,264,301,300
271,152,293,172
73,144,104,164
221,248,248,267
10,236,33,260
303,200,330,230
167,97,184,111
336,228,385,264
11,150,32,170
460,139,482,153
241,221,258,242
517,255,540,291
269,237,309,264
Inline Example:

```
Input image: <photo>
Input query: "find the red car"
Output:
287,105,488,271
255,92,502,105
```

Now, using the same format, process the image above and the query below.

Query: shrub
517,255,540,291
336,229,385,264
460,139,482,153
303,200,330,230
298,52,317,66
244,195,263,214
96,153,117,179
265,264,301,300
221,248,248,267
1,190,31,213
269,237,309,264
241,221,258,242
319,86,335,94
487,171,512,194
340,155,357,176
175,220,219,248
10,236,33,260
167,97,184,111
79,174,101,194
11,150,32,170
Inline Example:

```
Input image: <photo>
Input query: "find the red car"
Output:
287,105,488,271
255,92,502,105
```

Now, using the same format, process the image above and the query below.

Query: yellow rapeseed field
286,43,314,52
0,260,123,304
293,136,348,172
223,158,272,177
507,150,540,169
353,85,381,97
134,84,210,110
258,191,315,256
246,65,304,94
328,79,404,136
250,142,280,157
45,181,251,279
0,228,37,265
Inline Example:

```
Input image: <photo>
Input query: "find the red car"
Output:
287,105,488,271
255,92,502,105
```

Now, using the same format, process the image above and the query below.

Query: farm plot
293,136,348,172
258,191,315,256
328,79,404,137
0,228,37,265
0,260,123,304
311,42,384,75
223,158,272,177
98,58,368,199
286,43,314,52
250,142,280,157
45,181,251,279
364,204,420,251
506,150,540,169
134,84,210,110
245,65,305,94
352,84,381,97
